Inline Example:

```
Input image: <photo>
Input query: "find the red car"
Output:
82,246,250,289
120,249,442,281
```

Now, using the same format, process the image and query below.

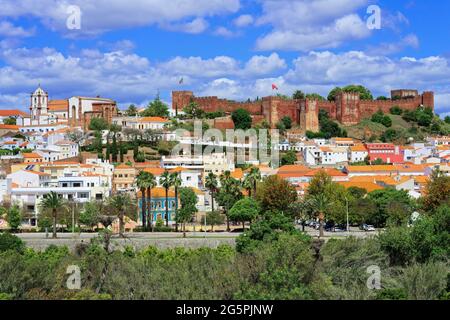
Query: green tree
79,201,101,230
390,106,403,115
6,205,21,232
177,188,198,237
216,171,243,231
309,193,332,238
3,117,16,125
108,194,136,237
202,211,225,231
170,172,183,232
231,109,252,130
229,197,260,230
205,172,218,212
39,192,68,238
281,150,297,166
292,90,305,100
0,233,25,253
445,116,450,124
183,101,205,119
142,97,169,117
305,93,325,101
281,116,292,129
247,167,261,198
256,175,297,213
421,169,450,213
136,171,152,229
160,171,172,227
125,104,138,116
145,173,157,231
327,87,342,101
343,84,373,100
89,117,109,131
367,189,414,227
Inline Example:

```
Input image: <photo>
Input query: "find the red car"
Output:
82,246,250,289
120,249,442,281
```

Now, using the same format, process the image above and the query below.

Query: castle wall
172,90,433,133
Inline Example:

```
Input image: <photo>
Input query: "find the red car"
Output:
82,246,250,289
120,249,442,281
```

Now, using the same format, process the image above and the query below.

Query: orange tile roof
333,137,354,142
115,163,134,169
138,117,169,123
22,152,42,159
48,100,69,111
338,181,384,192
393,164,427,173
304,168,347,177
277,165,310,173
350,145,368,152
347,165,397,173
144,167,166,175
137,187,175,198
0,109,28,117
0,124,20,130
349,175,411,186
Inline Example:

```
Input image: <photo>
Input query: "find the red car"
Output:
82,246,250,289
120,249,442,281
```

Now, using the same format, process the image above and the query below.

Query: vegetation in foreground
0,170,448,300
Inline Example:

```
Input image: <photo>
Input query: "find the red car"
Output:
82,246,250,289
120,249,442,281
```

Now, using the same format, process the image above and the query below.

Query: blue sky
0,0,449,116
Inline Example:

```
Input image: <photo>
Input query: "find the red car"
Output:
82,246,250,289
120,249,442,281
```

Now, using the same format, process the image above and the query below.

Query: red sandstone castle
172,89,434,132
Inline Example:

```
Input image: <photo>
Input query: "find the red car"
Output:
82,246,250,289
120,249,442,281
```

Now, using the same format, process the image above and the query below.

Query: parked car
360,224,376,231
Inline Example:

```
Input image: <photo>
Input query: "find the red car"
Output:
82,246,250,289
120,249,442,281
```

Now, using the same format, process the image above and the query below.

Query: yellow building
113,163,137,192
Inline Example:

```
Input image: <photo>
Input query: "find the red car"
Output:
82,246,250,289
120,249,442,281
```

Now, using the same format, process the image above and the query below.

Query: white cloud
0,20,35,37
213,26,235,37
0,45,449,116
244,53,286,76
163,18,209,34
0,0,240,35
255,0,371,51
233,14,253,27
367,34,419,55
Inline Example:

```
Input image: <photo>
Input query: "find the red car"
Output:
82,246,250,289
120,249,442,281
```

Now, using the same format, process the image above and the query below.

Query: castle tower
421,91,434,110
172,91,194,116
336,91,360,125
30,85,49,125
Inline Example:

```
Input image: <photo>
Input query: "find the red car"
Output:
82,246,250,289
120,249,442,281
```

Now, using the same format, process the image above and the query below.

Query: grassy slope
342,115,423,143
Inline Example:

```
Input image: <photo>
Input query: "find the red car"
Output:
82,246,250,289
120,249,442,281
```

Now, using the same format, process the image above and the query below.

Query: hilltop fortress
172,89,434,132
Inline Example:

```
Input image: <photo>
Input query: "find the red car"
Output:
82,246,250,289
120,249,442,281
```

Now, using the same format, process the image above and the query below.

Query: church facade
23,85,118,130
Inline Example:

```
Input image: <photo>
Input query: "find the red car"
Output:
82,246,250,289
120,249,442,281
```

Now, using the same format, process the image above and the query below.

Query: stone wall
172,90,434,132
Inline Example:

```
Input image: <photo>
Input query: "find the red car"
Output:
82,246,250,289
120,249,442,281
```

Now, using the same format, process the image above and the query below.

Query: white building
349,145,369,163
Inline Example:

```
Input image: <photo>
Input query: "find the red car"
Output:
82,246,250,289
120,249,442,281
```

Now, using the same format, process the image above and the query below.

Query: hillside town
0,85,448,232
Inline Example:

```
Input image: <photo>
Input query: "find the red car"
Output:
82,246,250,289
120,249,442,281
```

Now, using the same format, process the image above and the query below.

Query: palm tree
218,171,242,232
109,193,134,237
146,173,157,231
205,172,218,212
242,175,253,197
160,170,172,227
248,167,261,198
136,171,151,229
309,193,332,238
39,191,67,239
170,172,182,232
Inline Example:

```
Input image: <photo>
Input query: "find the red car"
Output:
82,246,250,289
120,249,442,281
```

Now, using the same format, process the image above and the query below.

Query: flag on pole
179,77,184,84
272,83,279,90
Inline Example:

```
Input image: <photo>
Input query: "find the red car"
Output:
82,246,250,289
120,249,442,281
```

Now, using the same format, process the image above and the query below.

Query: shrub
390,106,403,115
0,233,25,253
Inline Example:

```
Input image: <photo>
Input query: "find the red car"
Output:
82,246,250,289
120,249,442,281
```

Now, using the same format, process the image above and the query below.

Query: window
79,193,88,199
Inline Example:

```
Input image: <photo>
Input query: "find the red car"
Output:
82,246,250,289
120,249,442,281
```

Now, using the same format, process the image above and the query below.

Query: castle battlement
172,89,434,131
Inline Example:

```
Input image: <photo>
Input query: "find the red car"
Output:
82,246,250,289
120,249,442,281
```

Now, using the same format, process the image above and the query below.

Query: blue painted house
138,187,177,224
